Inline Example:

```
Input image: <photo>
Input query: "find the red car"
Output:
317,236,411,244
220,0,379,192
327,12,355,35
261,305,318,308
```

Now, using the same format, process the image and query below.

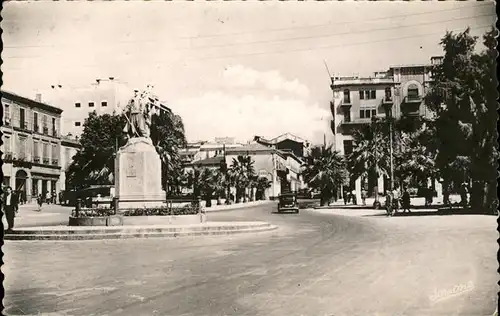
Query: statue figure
122,88,157,140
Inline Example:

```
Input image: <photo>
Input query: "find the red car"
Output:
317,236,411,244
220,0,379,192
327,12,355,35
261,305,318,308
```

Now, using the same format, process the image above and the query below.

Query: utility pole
388,112,395,192
372,116,379,208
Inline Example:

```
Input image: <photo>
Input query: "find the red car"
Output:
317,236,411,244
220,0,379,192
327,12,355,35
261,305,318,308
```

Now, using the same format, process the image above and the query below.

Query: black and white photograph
0,1,498,315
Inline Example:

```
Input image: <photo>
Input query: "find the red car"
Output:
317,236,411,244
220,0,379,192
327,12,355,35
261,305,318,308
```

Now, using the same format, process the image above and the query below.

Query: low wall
69,215,124,227
123,214,204,226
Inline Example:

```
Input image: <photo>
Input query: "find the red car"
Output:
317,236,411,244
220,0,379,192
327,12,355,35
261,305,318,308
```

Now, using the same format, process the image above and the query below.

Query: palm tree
303,145,348,206
228,155,256,203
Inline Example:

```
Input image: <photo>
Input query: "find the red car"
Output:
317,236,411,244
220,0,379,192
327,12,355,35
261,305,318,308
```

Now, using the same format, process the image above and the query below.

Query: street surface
3,202,497,316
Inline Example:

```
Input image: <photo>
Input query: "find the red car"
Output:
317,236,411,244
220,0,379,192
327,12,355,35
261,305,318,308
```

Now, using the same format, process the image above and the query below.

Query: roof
1,90,63,114
226,143,286,159
279,150,305,164
191,156,224,166
255,133,309,145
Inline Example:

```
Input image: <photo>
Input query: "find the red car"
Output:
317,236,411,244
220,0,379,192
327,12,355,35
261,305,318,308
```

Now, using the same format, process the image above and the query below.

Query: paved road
3,203,497,316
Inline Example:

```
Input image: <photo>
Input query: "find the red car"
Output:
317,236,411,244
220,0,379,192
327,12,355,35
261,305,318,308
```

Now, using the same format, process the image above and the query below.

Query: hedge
72,205,201,218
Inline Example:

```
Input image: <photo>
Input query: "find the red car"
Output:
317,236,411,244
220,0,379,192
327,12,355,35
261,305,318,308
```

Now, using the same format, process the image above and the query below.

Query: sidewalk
3,204,73,228
202,200,274,212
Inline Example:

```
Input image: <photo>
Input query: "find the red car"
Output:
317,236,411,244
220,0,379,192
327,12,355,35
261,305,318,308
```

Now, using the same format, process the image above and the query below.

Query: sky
1,1,495,144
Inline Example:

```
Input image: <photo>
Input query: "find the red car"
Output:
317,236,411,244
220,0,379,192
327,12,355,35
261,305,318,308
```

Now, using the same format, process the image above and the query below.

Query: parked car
277,192,299,214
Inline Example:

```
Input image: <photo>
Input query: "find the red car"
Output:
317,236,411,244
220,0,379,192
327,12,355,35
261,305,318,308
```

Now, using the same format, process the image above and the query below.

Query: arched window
343,89,350,103
407,83,419,100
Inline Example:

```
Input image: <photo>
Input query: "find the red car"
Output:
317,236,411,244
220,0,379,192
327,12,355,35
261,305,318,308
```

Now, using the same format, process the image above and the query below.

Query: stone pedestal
114,137,166,210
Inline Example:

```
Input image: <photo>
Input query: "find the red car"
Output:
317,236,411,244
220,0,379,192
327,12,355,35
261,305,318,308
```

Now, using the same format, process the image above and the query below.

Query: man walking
2,186,19,232
402,187,411,213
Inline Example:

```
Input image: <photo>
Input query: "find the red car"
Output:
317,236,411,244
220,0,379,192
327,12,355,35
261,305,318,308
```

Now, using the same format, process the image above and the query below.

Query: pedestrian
46,191,51,205
351,190,357,205
361,189,367,206
37,194,44,211
459,183,468,207
402,187,411,213
2,186,19,232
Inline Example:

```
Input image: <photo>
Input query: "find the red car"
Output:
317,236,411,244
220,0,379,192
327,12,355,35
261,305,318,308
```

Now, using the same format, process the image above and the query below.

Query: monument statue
122,86,160,140
115,86,166,210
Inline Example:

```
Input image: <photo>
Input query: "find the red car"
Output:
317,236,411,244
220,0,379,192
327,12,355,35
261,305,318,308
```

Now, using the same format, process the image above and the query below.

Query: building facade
59,135,81,192
2,90,63,202
330,56,443,201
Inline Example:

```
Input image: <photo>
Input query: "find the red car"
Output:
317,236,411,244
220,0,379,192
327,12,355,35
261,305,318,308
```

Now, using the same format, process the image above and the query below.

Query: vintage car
277,192,299,213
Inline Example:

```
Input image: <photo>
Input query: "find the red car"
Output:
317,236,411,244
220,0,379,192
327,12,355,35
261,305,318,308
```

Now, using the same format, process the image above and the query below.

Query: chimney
35,93,42,102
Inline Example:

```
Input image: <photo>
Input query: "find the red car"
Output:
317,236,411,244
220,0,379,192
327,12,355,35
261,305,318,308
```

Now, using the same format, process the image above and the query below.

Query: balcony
52,129,58,137
43,157,50,165
43,126,49,135
403,95,423,104
34,124,39,133
340,117,372,134
52,158,59,166
4,151,13,162
33,156,41,163
381,96,394,105
340,99,352,108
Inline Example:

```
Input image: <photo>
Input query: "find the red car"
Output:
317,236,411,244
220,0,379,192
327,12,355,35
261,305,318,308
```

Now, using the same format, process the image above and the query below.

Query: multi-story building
330,56,443,201
1,90,63,202
254,133,311,159
59,135,81,192
41,79,171,137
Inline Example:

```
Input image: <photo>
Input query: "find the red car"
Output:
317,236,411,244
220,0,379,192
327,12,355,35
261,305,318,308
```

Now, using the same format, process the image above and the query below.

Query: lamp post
371,115,380,209
383,103,395,193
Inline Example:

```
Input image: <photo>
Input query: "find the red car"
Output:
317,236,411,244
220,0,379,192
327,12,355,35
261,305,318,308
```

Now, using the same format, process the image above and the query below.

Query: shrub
121,204,201,216
72,208,115,218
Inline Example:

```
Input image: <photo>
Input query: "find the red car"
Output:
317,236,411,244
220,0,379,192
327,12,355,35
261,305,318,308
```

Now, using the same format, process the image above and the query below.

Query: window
89,102,95,107
4,135,11,153
343,89,351,103
360,109,376,119
385,87,392,100
75,121,81,127
75,102,81,108
52,118,56,136
343,140,354,155
18,136,27,160
42,115,48,134
33,140,39,159
344,109,351,122
4,104,10,124
52,144,57,160
370,90,376,99
360,90,377,100
407,84,419,100
101,101,108,107
43,142,49,160
359,91,364,100
34,112,39,131
19,108,26,129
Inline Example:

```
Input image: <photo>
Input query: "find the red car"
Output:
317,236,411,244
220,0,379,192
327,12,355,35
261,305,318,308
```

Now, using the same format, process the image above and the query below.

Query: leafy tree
66,112,125,189
183,167,226,207
254,177,272,201
425,27,498,213
303,145,348,206
151,111,187,194
228,155,256,203
66,108,187,193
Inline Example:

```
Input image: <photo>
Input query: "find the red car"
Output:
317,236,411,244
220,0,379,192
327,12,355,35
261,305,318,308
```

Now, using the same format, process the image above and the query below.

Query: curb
204,201,274,213
4,222,278,241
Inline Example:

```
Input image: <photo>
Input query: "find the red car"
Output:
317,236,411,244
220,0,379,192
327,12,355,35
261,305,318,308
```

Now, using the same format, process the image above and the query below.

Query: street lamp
371,115,381,209
383,103,395,193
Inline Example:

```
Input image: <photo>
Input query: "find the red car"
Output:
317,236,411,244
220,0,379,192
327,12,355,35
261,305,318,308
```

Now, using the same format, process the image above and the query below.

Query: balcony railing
33,156,41,163
43,126,49,135
404,95,423,103
340,117,372,126
34,124,39,132
4,151,13,162
43,157,50,164
52,129,58,137
52,159,59,166
340,99,352,107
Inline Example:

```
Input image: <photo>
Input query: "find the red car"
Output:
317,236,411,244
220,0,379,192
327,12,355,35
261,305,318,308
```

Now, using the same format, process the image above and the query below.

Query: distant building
329,56,442,201
59,135,81,192
41,79,170,137
254,133,311,159
1,90,63,202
